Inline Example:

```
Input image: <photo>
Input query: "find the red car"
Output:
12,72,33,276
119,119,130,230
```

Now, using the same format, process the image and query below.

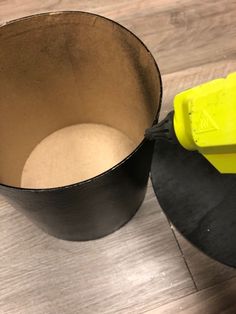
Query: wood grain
1,0,236,74
174,229,236,290
146,277,236,314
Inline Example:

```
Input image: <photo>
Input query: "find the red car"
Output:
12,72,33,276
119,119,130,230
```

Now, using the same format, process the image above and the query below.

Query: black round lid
151,139,236,267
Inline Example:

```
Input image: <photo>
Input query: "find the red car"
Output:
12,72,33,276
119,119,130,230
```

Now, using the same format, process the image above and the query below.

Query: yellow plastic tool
173,72,236,173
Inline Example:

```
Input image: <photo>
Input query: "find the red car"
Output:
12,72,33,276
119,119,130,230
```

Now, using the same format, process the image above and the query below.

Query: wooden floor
1,1,236,313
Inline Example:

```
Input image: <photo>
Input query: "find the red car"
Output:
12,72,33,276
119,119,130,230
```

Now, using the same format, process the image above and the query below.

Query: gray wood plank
146,277,236,314
1,0,236,74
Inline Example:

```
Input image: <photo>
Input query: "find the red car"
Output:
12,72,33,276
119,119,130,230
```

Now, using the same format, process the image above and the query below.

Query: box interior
0,13,161,188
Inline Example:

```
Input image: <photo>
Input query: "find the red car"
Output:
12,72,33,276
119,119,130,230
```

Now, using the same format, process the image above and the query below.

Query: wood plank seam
169,223,198,291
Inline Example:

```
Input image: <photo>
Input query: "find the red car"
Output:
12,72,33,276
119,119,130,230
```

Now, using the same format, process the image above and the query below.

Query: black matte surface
151,140,236,267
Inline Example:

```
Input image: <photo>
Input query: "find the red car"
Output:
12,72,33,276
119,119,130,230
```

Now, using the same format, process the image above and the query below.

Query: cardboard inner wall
0,12,161,188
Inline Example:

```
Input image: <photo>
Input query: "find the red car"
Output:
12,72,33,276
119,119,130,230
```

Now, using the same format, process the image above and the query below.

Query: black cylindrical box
0,11,162,240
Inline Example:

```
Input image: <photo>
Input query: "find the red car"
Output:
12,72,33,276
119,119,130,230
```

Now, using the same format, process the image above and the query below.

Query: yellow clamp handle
173,72,236,173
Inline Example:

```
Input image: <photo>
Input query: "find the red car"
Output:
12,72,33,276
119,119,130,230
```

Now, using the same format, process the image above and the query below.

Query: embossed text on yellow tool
173,73,236,173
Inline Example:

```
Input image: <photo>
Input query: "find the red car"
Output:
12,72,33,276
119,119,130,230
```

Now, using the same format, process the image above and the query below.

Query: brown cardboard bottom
21,123,136,189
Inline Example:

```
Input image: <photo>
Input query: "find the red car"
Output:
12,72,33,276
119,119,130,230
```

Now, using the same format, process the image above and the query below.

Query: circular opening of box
0,12,161,189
